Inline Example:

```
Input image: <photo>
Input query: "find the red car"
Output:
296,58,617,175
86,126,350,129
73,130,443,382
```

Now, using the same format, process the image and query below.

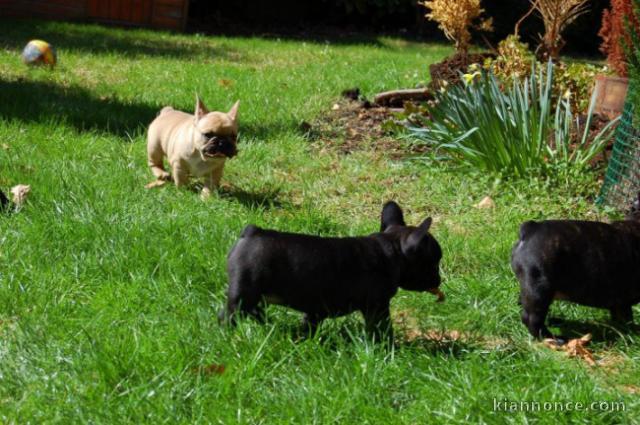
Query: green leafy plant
408,62,619,176
553,62,605,113
484,35,607,113
483,35,534,82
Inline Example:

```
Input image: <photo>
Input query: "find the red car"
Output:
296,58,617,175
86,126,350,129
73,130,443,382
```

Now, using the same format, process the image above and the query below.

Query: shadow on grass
0,78,157,137
219,185,284,210
0,78,301,140
0,18,242,60
269,320,477,357
243,120,300,140
548,316,640,343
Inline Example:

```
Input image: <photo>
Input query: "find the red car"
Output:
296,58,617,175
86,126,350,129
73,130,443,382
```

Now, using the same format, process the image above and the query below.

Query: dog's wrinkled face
627,192,640,221
380,201,442,291
194,97,239,159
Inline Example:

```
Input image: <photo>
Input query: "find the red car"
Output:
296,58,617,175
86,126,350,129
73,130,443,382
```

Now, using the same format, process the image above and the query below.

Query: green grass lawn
0,19,638,424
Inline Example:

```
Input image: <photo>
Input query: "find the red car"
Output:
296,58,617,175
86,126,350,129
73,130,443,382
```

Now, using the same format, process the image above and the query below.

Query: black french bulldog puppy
219,201,443,341
0,189,9,213
511,193,640,340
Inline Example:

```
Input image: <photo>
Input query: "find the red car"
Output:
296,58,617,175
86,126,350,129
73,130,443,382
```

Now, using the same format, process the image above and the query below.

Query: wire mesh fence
598,94,640,211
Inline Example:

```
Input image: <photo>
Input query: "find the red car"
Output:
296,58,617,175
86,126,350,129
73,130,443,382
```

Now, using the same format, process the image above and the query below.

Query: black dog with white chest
219,201,443,340
511,193,640,340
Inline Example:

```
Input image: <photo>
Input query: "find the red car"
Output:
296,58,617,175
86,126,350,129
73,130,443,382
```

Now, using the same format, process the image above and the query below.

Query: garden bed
305,97,429,158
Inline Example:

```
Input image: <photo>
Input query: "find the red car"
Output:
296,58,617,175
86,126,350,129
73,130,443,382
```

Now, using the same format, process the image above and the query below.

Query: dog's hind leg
223,293,264,325
299,313,324,336
610,305,633,324
220,269,265,326
520,275,554,340
147,137,171,182
363,304,393,344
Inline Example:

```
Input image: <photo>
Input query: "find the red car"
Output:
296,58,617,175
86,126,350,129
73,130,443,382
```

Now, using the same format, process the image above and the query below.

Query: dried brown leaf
475,196,495,209
218,79,234,88
543,334,596,366
193,363,226,376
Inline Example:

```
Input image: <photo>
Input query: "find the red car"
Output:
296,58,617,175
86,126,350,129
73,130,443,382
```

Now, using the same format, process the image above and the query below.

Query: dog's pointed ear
228,100,240,122
381,201,405,231
418,217,433,233
401,217,433,256
195,94,208,121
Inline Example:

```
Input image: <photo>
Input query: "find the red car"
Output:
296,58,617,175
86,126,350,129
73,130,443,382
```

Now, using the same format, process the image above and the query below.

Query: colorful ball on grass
22,40,57,66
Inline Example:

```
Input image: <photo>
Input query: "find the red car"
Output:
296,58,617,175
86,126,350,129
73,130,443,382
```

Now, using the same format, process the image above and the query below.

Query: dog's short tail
240,224,260,238
158,106,174,117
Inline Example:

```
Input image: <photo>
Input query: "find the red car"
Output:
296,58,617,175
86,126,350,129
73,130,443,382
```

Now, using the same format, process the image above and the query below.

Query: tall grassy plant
409,61,618,176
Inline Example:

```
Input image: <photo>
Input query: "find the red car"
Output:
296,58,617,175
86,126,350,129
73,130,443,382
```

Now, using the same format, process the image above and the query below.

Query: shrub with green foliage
554,62,607,112
484,35,534,82
484,35,608,113
408,62,619,176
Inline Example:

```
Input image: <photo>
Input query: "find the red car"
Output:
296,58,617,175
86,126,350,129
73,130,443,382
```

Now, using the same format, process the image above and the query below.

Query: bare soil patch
304,97,428,158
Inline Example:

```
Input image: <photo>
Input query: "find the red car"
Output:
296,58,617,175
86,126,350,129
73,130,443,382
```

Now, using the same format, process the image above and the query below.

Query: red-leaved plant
599,0,639,77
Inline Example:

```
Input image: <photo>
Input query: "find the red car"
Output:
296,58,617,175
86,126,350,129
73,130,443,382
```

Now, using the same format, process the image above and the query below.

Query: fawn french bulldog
511,193,640,340
146,96,239,198
219,201,444,341
1,185,31,213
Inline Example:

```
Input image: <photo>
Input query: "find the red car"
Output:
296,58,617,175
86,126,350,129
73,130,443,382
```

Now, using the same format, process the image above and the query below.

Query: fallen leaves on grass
419,329,463,343
622,385,640,394
393,310,508,347
427,287,446,302
395,310,463,343
475,196,495,209
218,79,234,88
544,334,597,366
192,363,226,376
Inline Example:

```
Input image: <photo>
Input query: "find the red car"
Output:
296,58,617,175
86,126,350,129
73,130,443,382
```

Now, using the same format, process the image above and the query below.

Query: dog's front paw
145,180,168,189
200,187,213,200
